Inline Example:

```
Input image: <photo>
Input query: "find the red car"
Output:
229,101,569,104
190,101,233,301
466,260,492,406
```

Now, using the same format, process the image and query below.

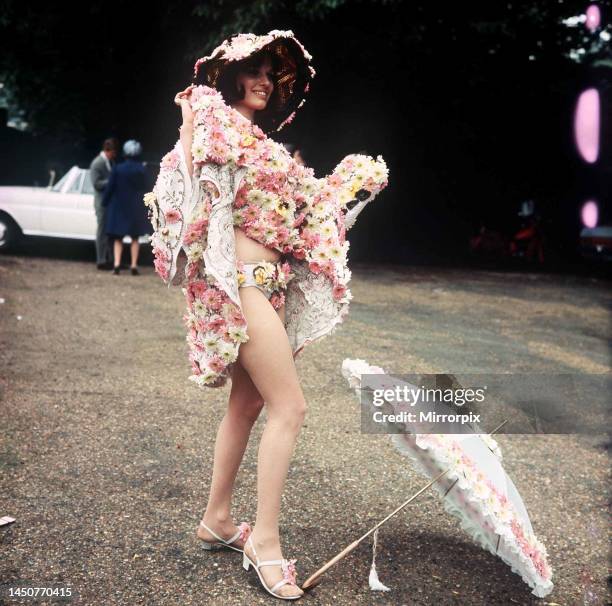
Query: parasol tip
301,574,323,590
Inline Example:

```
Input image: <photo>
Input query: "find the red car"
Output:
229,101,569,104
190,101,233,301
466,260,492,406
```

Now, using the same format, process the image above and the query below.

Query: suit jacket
90,154,112,206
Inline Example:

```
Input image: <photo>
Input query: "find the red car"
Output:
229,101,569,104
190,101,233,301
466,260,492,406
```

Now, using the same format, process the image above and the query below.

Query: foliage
0,1,609,144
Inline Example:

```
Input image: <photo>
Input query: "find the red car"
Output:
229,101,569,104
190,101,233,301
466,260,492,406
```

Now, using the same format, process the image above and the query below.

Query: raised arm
174,85,195,178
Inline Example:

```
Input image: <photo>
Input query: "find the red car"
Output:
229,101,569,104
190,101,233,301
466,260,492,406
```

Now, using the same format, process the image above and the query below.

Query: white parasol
334,358,554,598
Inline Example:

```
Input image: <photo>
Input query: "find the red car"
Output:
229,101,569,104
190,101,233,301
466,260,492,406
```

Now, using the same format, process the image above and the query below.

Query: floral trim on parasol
395,433,553,597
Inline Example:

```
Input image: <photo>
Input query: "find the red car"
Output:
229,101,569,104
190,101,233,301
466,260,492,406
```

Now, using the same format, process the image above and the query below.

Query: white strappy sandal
242,535,302,600
198,520,252,553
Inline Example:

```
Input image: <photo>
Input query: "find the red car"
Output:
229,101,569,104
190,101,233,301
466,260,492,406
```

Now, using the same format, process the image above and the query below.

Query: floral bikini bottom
236,259,294,310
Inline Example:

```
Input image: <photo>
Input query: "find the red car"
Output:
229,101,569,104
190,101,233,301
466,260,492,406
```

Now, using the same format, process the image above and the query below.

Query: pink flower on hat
278,111,296,130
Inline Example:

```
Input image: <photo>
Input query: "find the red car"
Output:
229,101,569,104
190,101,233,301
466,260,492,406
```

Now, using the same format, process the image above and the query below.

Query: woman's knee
267,397,307,431
228,395,264,424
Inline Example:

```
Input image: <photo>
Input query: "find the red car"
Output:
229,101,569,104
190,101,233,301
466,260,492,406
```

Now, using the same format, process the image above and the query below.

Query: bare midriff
234,226,281,264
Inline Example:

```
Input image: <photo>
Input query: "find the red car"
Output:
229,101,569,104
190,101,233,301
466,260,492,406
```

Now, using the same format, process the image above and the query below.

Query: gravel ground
0,252,610,606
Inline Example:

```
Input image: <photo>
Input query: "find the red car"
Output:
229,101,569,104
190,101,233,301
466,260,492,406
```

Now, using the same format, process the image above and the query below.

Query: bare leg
197,359,264,546
130,238,140,268
113,239,122,268
238,287,305,598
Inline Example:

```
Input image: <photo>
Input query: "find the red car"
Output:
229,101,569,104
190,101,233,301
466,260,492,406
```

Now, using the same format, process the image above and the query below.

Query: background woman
103,139,151,275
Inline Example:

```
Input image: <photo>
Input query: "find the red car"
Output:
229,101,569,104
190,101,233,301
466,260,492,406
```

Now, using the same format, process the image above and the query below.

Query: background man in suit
90,138,118,269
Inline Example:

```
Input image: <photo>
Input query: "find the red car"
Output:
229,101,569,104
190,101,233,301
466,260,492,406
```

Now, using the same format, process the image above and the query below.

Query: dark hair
283,143,307,162
102,138,118,152
196,49,284,130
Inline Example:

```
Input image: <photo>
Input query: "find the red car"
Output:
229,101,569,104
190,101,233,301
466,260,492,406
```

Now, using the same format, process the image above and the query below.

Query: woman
103,140,150,275
145,30,388,600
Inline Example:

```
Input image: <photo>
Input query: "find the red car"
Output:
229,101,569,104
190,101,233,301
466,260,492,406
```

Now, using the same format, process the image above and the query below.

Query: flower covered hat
193,29,315,133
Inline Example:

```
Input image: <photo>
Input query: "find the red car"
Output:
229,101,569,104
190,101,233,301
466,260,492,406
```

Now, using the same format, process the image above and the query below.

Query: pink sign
586,5,601,32
574,88,600,163
581,200,598,228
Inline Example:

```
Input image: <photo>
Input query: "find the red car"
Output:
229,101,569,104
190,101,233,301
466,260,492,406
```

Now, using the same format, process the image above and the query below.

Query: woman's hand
174,86,195,177
174,85,195,125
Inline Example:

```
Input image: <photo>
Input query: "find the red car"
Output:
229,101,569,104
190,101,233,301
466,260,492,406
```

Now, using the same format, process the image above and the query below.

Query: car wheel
0,214,21,252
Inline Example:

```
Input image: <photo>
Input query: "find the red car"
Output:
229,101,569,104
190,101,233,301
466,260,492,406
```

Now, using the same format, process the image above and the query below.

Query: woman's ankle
250,529,281,548
202,508,232,524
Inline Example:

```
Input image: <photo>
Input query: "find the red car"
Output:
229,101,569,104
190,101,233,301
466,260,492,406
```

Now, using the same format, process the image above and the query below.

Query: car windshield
82,171,94,195
67,172,84,193
52,168,77,192
51,167,93,194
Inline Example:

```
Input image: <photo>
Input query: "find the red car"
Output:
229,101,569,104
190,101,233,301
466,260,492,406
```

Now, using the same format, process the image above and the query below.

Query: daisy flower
228,326,249,343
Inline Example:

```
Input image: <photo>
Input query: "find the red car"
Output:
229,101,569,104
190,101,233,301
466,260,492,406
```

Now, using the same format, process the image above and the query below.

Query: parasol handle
300,539,362,589
301,468,449,590
301,420,509,591
489,419,508,435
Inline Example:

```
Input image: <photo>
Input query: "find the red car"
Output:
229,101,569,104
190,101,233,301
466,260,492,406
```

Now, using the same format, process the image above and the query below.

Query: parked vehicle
0,166,151,251
579,225,612,262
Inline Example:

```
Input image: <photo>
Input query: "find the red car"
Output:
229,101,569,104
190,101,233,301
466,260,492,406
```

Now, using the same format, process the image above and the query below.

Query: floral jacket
144,86,388,388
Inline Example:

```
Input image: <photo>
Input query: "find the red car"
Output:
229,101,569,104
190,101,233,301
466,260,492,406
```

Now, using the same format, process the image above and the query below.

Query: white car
0,166,151,251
